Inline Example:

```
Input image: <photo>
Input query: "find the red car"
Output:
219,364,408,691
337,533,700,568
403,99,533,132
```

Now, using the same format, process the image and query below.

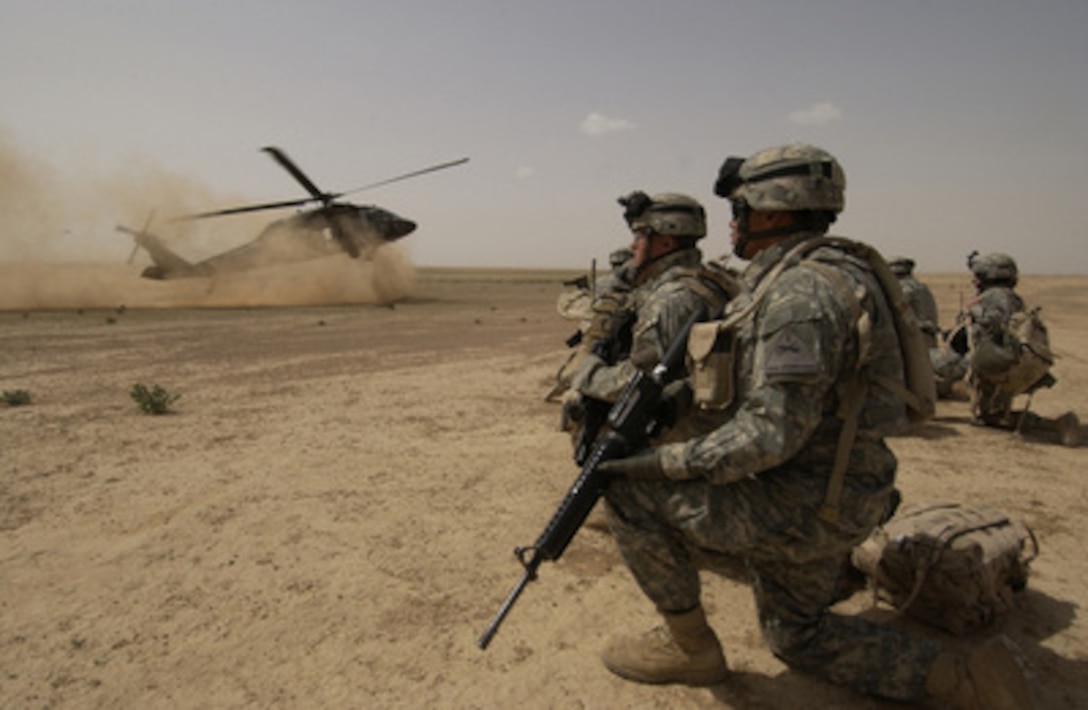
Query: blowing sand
1,265,1086,709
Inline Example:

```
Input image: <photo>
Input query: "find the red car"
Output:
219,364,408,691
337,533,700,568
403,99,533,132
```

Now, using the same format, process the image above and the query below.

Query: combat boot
1054,411,1081,448
925,635,1035,709
600,606,728,686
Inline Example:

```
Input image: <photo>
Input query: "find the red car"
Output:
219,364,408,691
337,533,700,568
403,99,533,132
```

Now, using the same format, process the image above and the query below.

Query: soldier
564,192,735,436
597,246,636,298
962,252,1036,425
888,256,940,347
555,247,635,324
889,255,967,398
550,247,637,402
596,144,1035,708
960,251,1079,444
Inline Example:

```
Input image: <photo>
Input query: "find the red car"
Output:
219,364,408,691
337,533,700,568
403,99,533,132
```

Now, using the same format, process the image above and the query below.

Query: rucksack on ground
850,501,1038,635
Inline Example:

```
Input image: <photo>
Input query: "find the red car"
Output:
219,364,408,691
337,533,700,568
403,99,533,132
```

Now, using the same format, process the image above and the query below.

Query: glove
655,380,693,431
568,353,604,392
598,449,668,480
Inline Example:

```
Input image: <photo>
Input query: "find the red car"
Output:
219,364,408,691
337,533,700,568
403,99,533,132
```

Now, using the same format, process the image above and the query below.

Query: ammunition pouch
687,321,737,410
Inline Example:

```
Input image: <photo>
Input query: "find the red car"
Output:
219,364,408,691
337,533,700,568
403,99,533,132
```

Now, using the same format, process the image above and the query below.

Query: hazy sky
2,0,1086,272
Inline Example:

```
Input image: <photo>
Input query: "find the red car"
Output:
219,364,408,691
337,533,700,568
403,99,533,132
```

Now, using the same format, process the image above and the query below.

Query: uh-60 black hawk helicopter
117,146,468,280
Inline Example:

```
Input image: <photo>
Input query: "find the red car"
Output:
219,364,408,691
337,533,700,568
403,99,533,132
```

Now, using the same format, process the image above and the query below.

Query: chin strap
733,226,796,259
733,212,832,259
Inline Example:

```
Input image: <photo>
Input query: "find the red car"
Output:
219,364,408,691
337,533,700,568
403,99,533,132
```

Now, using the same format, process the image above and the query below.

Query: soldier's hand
568,353,604,392
656,380,693,431
598,449,668,480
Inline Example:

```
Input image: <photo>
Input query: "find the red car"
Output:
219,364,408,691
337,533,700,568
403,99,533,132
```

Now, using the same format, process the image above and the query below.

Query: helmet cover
716,143,845,213
618,191,706,239
968,251,1018,285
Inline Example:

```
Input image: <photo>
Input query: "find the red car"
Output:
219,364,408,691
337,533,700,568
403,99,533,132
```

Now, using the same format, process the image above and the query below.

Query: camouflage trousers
968,374,1016,425
604,446,942,702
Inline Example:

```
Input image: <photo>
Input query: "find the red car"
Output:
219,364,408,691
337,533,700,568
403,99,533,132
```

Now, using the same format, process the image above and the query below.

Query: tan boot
926,636,1036,709
600,606,728,686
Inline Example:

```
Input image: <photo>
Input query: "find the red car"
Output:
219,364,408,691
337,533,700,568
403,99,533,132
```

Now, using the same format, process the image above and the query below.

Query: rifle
477,303,708,650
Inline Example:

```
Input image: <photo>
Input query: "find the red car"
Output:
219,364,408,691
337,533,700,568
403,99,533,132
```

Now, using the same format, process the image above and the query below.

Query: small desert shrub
2,389,31,406
130,383,180,415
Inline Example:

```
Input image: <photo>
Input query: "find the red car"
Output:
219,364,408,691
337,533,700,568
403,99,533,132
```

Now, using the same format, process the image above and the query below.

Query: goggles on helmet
617,190,704,231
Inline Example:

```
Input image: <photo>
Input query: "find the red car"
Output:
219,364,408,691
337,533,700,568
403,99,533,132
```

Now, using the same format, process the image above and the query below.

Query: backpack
850,502,1039,635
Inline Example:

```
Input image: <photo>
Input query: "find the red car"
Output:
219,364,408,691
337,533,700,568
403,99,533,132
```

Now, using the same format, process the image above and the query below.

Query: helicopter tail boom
116,225,203,279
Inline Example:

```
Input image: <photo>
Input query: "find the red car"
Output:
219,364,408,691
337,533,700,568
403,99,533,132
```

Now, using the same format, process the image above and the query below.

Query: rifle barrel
477,563,536,650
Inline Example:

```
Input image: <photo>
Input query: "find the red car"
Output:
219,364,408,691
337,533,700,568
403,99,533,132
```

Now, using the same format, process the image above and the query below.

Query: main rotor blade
177,196,318,220
262,146,329,202
342,157,470,195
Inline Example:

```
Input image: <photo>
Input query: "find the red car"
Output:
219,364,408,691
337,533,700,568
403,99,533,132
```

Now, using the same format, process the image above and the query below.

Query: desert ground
1,254,1086,709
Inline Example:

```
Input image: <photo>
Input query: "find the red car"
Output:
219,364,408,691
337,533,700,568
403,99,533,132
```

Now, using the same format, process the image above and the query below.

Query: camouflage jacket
658,233,908,483
575,247,708,404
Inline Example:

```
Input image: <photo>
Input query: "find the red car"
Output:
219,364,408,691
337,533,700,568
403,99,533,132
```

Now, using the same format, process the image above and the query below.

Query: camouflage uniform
571,193,733,432
604,234,943,701
890,256,967,396
889,257,940,349
572,247,725,445
965,284,1027,423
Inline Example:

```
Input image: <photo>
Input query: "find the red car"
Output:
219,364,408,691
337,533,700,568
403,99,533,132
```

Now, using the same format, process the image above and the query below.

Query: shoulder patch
764,323,821,377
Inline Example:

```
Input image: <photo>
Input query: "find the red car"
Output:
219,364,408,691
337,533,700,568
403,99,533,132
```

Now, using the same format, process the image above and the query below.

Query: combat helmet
608,247,634,268
618,191,707,240
887,256,916,277
714,143,846,213
967,251,1018,287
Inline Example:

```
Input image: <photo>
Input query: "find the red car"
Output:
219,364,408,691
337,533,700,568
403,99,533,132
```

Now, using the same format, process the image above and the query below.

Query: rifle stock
477,304,707,650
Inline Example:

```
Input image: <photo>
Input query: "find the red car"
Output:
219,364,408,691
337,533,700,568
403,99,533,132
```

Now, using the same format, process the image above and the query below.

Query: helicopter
118,146,468,280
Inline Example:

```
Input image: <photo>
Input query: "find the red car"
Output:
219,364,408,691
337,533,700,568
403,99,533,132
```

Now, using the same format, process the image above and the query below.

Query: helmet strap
635,234,695,282
733,211,798,259
636,233,677,269
733,210,834,259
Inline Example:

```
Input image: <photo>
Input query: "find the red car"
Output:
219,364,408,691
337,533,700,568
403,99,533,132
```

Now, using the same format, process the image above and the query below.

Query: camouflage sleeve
660,266,853,483
579,281,703,402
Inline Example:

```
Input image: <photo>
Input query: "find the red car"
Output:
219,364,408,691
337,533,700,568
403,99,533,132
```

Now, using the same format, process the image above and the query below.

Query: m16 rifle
477,304,707,650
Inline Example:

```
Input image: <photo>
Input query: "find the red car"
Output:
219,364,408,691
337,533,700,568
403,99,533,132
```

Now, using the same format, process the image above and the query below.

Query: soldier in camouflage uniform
962,252,1033,425
597,144,1036,709
555,247,635,325
959,252,1080,445
597,246,636,299
889,256,940,348
550,247,637,402
889,256,967,398
565,192,734,439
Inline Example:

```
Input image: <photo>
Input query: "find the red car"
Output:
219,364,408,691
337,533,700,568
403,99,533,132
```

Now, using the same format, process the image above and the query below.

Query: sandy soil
1,261,1086,709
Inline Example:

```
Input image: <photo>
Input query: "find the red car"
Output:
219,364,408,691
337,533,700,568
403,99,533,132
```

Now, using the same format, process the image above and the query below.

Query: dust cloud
0,248,416,311
0,130,417,310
